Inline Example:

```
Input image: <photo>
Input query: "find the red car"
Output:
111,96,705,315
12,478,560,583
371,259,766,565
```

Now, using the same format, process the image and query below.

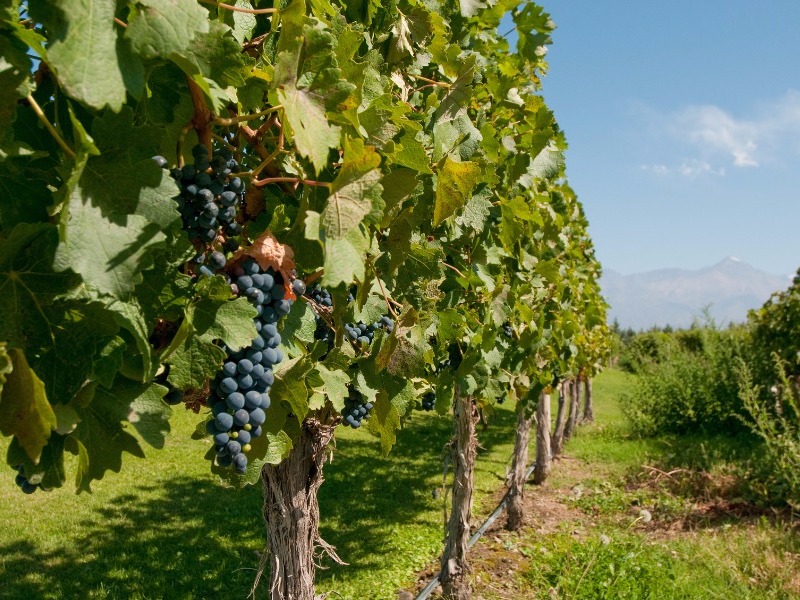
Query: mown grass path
456,370,800,600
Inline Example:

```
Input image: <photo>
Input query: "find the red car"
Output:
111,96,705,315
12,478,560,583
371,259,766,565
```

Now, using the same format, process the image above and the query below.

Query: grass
0,398,522,599
472,369,800,600
2,370,797,599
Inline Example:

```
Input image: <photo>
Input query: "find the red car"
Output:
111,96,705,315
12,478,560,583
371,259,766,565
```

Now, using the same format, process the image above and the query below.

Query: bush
623,327,747,436
737,359,800,508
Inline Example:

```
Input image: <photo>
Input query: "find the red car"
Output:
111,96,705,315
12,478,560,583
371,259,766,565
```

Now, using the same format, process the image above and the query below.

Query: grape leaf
54,181,167,298
364,375,415,455
125,0,210,60
28,0,128,110
433,158,480,226
322,228,368,287
313,362,349,412
322,137,382,239
0,348,57,462
0,223,82,349
32,301,120,406
0,30,33,132
458,0,489,18
273,0,354,173
166,335,226,390
72,383,145,492
6,434,67,490
192,297,258,352
272,356,314,421
92,379,171,449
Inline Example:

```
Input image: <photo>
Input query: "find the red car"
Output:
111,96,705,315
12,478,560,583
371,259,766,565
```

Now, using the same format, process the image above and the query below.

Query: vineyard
1,1,797,599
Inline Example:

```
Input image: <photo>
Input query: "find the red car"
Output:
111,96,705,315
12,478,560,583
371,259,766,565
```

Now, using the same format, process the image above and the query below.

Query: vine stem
442,262,466,278
26,94,76,160
185,76,212,151
214,105,283,126
114,17,127,28
406,73,452,88
373,268,400,319
198,0,277,14
252,177,332,189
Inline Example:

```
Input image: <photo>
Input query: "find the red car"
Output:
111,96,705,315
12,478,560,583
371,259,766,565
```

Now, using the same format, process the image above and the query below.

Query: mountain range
600,257,790,330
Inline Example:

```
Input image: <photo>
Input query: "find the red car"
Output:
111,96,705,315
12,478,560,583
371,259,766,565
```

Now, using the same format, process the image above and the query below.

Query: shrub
737,358,800,508
623,327,747,436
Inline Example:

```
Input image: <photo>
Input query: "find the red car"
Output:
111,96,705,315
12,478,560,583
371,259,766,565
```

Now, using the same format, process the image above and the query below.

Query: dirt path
408,451,800,600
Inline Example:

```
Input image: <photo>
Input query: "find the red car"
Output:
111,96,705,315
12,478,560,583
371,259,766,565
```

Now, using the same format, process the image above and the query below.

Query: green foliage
623,326,748,436
749,268,800,381
738,359,800,508
1,0,609,503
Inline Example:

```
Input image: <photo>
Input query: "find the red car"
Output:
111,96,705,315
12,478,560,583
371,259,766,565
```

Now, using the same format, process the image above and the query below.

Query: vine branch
198,0,278,14
26,94,76,160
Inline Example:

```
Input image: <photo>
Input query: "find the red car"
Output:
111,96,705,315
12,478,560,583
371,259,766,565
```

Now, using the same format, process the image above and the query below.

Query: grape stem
304,270,324,285
405,73,452,88
186,76,213,152
214,106,284,126
198,0,278,14
442,262,466,278
26,94,76,160
252,177,332,189
370,264,401,319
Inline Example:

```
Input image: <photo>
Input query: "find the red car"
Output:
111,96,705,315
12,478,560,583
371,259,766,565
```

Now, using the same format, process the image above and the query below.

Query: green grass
3,370,797,599
502,369,800,600
0,400,522,599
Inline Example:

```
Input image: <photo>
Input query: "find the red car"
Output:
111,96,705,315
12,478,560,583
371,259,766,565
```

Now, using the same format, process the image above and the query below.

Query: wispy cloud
640,159,725,178
639,90,800,175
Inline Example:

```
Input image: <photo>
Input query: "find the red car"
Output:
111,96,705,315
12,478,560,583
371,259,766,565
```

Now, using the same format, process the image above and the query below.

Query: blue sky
510,2,800,277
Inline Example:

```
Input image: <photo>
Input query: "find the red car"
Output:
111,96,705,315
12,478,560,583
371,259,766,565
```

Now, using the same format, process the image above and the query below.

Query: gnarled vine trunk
506,406,534,531
533,392,552,485
551,381,569,457
441,389,478,600
260,417,338,600
582,377,594,423
563,376,581,442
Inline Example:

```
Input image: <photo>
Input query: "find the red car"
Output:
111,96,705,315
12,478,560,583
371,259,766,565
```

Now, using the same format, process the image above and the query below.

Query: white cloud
640,159,725,178
672,105,759,167
640,90,800,173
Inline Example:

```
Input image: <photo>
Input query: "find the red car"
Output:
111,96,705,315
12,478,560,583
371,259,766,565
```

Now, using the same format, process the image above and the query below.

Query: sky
506,1,800,277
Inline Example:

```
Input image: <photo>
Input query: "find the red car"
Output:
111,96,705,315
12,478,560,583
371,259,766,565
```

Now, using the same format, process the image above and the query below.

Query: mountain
601,257,790,330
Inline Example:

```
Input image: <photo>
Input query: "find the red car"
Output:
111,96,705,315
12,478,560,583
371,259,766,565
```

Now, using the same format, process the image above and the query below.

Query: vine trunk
441,389,478,600
533,392,552,484
551,381,569,456
563,376,582,442
582,377,594,423
260,417,338,600
506,406,534,530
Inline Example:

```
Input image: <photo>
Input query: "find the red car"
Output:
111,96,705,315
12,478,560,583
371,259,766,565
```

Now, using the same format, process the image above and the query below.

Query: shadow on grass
316,406,518,585
0,407,519,599
0,478,266,600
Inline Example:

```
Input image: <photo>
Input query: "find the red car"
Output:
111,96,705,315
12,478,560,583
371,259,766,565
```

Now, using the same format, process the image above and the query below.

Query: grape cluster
13,465,42,494
436,343,463,372
307,284,333,308
206,258,293,473
341,388,373,428
193,249,230,278
421,392,436,411
306,284,394,349
343,316,395,346
158,144,244,245
502,322,513,338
